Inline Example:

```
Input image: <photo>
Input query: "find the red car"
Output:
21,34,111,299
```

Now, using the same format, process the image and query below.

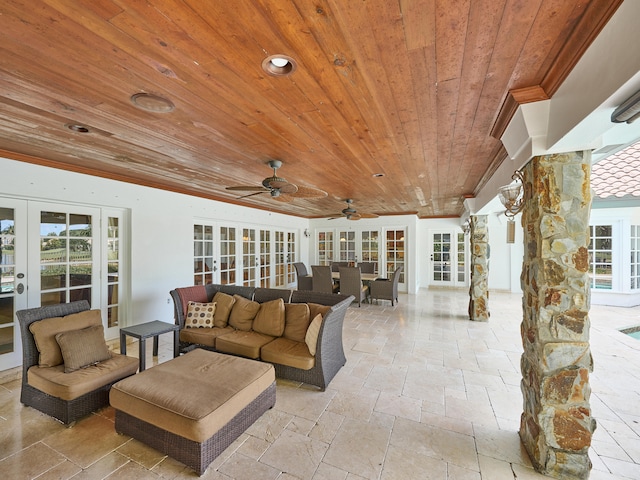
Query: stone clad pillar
468,215,489,322
519,151,595,479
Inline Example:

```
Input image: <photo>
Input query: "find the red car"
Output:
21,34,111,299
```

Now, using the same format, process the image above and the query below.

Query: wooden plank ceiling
0,0,622,218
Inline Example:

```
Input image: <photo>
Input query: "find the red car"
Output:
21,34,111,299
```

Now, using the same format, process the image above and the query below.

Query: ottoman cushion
110,349,275,443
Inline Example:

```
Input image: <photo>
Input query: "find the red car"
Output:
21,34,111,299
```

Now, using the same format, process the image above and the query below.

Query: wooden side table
119,320,180,371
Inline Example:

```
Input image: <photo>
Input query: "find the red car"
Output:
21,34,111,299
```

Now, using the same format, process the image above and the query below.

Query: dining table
331,272,378,282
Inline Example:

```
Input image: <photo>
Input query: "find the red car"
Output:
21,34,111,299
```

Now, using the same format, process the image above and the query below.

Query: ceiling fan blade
278,182,298,194
358,212,379,218
237,191,268,199
226,186,267,192
291,185,328,198
348,213,362,220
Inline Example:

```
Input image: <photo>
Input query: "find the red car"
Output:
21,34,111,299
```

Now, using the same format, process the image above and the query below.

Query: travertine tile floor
2,289,640,479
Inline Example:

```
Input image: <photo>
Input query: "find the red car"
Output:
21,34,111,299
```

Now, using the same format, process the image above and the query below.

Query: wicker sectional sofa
170,284,353,390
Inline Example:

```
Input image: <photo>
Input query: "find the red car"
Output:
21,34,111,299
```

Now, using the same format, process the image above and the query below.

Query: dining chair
338,266,368,307
358,262,376,274
369,265,403,306
312,265,339,294
293,262,313,290
330,261,349,272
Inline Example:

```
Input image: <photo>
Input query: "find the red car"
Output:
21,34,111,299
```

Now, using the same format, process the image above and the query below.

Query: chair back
391,265,403,294
339,266,368,306
330,261,348,272
312,265,335,293
358,262,376,274
293,262,309,277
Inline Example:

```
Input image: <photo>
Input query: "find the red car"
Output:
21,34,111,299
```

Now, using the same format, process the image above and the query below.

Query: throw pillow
283,303,311,343
252,298,285,337
305,313,323,356
212,292,236,328
228,295,260,331
29,309,102,367
308,303,331,322
185,301,216,328
55,324,112,373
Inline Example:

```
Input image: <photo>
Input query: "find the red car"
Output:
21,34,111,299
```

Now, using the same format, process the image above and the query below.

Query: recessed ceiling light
130,93,175,113
262,54,297,76
65,123,90,133
372,173,385,177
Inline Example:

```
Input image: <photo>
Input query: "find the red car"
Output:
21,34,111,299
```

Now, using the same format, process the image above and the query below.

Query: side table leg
153,335,159,356
120,331,127,355
173,329,179,358
139,338,146,372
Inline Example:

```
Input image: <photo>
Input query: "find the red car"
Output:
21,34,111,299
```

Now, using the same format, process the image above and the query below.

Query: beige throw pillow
305,313,323,356
55,324,112,373
29,309,102,367
228,295,260,331
185,301,216,328
212,292,235,328
283,303,311,343
252,298,285,337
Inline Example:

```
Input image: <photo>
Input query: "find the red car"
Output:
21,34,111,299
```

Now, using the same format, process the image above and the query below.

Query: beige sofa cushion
308,303,331,321
252,298,285,337
110,349,275,443
260,337,315,370
56,324,112,373
283,303,311,343
305,314,323,355
29,309,102,367
28,353,138,401
179,326,234,348
215,330,274,359
185,301,216,328
228,295,260,331
212,292,235,328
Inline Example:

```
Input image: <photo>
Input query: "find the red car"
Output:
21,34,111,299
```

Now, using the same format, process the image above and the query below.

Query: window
361,230,379,273
632,226,640,290
317,230,334,265
220,226,236,285
106,216,121,328
588,225,612,290
193,224,214,286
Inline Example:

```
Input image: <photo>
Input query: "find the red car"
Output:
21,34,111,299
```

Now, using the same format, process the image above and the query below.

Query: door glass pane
107,216,120,328
40,211,93,305
194,223,215,286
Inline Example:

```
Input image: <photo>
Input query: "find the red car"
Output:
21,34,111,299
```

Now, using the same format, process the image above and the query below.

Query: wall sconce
498,170,526,244
303,228,310,238
461,219,471,235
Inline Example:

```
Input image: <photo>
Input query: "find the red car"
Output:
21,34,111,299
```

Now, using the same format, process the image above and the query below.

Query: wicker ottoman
109,349,275,475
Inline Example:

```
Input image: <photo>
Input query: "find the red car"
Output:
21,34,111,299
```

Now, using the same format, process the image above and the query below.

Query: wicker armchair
369,266,403,306
338,266,369,307
17,301,138,424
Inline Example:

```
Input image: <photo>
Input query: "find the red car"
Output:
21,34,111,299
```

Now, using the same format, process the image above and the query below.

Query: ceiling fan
328,199,379,220
225,160,327,202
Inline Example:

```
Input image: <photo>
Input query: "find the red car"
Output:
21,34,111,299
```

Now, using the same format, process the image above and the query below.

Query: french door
0,199,122,370
429,230,467,287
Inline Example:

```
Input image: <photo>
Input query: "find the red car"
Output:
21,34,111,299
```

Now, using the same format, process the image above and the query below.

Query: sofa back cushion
252,298,285,337
212,292,235,328
29,309,102,367
228,295,260,331
56,324,112,373
283,303,311,343
308,303,331,321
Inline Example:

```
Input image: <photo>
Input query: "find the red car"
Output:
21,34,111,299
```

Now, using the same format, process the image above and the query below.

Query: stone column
468,215,489,321
519,151,595,479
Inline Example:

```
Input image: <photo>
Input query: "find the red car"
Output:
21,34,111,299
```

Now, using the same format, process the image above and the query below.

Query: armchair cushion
252,298,285,337
212,292,235,328
56,324,111,373
228,295,260,331
283,303,311,342
304,313,323,356
29,309,102,367
185,301,216,328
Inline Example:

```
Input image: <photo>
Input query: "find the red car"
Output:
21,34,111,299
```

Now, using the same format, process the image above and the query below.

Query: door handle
17,283,24,294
